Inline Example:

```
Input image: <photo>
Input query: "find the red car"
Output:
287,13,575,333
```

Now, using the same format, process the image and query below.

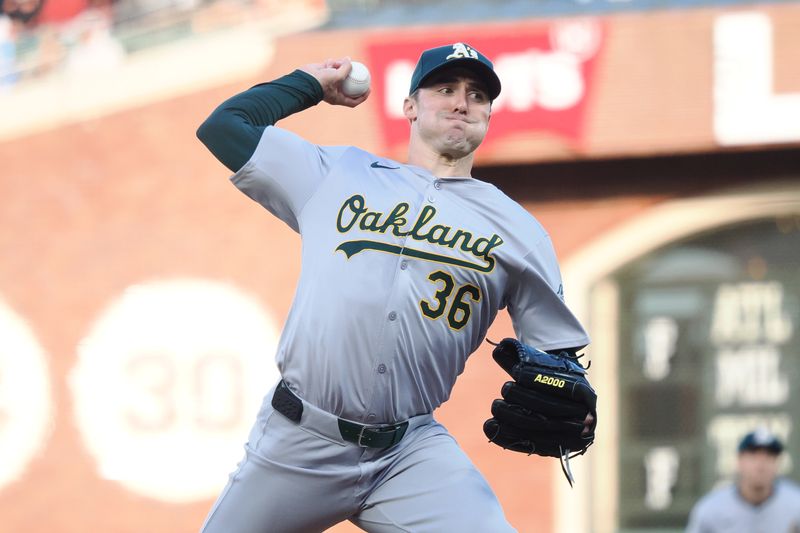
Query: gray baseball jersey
686,479,800,533
200,124,589,533
233,125,590,423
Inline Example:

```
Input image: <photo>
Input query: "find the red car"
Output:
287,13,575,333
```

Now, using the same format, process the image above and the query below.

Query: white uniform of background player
686,429,800,533
198,43,590,533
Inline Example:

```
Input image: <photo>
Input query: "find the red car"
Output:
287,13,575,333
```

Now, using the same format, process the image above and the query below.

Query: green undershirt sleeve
196,69,324,172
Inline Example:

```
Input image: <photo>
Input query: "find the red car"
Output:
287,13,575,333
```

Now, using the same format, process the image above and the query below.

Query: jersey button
377,363,387,374
434,180,442,190
427,195,435,203
388,311,397,321
367,413,377,421
400,260,408,270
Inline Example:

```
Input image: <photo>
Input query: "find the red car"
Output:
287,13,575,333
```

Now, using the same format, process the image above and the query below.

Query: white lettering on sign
710,282,792,408
385,59,415,119
0,298,54,490
715,346,789,407
492,50,584,112
382,20,601,119
644,446,680,510
713,12,800,145
69,279,280,503
383,50,587,118
710,282,793,344
707,414,792,477
642,316,678,381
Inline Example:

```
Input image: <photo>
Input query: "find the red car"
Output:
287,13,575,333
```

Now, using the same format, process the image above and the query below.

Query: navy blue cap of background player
738,428,784,454
408,42,502,101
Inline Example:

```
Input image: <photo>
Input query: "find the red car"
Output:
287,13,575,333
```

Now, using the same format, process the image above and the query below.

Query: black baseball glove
483,338,597,485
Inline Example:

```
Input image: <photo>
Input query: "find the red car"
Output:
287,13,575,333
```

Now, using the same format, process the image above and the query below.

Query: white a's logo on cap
753,427,776,445
446,43,478,60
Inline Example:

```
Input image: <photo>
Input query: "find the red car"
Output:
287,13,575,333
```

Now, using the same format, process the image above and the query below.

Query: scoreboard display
614,217,800,529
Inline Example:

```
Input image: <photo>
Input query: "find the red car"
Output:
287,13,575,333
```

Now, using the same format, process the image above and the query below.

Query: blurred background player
686,428,800,533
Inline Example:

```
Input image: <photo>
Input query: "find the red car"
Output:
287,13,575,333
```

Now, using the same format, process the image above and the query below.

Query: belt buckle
357,424,372,447
357,423,396,447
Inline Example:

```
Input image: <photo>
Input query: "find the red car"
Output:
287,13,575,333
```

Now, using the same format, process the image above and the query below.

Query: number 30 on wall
0,279,281,503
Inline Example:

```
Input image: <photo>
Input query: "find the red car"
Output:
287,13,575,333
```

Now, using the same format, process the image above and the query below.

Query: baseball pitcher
196,42,596,533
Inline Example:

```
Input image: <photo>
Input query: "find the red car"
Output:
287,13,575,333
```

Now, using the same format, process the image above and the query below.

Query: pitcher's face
404,68,491,159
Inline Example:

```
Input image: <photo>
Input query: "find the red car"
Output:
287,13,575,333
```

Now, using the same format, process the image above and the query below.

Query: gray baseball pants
200,384,516,533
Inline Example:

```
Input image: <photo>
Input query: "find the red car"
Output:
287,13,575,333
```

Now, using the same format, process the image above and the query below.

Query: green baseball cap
408,42,502,101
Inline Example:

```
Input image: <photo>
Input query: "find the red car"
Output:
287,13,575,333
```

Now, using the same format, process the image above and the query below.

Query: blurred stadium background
1,0,799,531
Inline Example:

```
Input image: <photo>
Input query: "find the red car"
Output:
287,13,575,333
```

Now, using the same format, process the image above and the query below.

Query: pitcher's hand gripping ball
483,338,597,485
341,61,371,97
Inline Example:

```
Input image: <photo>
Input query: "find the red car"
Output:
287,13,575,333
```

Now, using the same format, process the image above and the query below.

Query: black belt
337,418,408,449
272,380,408,449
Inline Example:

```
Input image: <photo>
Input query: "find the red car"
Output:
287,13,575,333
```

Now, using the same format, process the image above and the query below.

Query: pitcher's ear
403,96,417,121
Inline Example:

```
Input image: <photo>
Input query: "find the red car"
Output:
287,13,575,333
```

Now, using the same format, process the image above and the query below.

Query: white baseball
341,61,371,97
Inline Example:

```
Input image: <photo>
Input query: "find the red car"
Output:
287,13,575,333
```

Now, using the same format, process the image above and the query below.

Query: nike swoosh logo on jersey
370,161,400,170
